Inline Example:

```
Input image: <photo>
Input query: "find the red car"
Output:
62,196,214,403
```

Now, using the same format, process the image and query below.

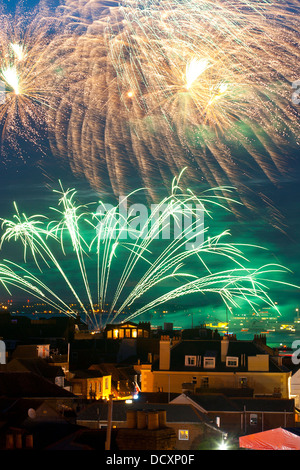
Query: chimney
159,336,171,370
221,335,229,362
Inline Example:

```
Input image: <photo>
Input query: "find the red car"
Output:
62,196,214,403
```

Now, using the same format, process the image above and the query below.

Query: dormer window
203,357,215,368
185,355,197,366
226,356,239,367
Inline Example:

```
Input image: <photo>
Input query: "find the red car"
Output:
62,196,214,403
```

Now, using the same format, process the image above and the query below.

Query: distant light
218,442,228,450
125,399,133,404
127,91,134,98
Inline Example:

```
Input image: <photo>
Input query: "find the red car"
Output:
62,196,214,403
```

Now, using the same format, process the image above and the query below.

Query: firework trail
0,174,297,329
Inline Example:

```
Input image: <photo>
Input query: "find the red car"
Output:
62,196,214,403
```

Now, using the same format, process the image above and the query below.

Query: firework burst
41,0,300,217
0,2,64,158
0,0,299,224
0,173,296,329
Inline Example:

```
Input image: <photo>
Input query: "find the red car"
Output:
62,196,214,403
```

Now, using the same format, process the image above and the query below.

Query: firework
0,174,296,329
41,0,300,216
0,2,64,158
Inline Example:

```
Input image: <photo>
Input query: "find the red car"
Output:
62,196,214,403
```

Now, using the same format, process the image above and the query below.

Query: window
203,357,215,368
178,430,189,441
239,377,247,388
201,376,209,388
105,378,109,389
226,356,239,367
185,355,197,366
55,376,64,387
107,330,112,339
250,414,258,425
113,329,119,339
192,376,197,384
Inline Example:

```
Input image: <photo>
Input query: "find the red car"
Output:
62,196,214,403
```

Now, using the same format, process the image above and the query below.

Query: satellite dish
28,408,36,419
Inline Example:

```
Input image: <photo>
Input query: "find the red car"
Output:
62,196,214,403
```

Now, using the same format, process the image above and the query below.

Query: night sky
0,0,299,326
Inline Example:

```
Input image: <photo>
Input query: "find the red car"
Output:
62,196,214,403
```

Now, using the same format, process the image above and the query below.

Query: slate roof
71,369,104,379
3,358,64,379
152,339,285,372
230,397,295,413
177,393,295,413
76,400,207,424
185,394,241,412
0,371,75,398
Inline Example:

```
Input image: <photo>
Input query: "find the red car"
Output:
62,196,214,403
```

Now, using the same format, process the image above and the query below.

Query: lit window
107,330,112,339
239,377,247,387
113,329,119,339
178,430,189,441
203,357,215,368
119,329,124,338
201,377,209,388
132,329,137,338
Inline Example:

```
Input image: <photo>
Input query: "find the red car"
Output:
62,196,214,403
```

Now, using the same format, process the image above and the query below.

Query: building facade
136,335,292,399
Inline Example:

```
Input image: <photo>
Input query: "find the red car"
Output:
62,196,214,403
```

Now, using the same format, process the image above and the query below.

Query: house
136,335,292,398
0,397,85,450
0,314,75,345
76,399,224,450
0,370,83,449
105,321,151,340
170,393,295,435
0,358,66,388
68,369,112,400
89,363,140,399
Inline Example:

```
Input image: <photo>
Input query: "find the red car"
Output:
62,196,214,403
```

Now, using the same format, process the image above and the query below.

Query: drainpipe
105,395,114,450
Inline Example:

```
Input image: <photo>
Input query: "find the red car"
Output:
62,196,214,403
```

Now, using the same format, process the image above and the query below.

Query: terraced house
137,334,292,399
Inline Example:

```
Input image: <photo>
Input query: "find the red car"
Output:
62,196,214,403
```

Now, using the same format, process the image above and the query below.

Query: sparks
185,58,211,90
0,173,297,330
